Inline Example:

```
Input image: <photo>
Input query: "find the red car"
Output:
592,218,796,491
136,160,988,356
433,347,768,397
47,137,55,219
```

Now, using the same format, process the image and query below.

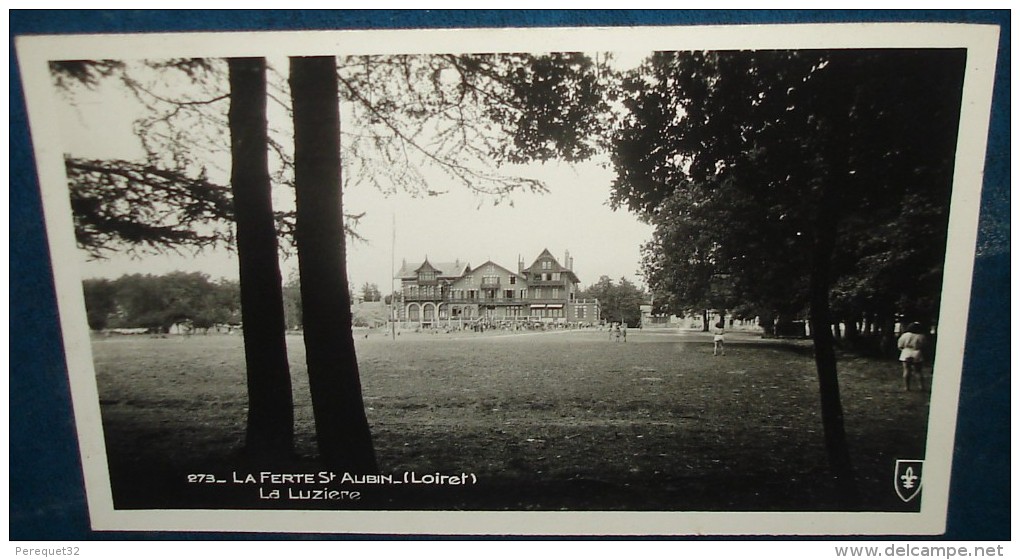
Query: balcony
402,292,531,305
528,278,569,287
446,296,527,305
402,294,442,302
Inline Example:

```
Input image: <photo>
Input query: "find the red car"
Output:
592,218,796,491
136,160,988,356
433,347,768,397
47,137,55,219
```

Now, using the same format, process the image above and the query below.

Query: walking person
897,322,928,391
713,320,725,356
621,322,628,342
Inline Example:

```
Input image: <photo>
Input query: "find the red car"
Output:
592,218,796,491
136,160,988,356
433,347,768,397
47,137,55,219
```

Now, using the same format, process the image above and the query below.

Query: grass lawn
91,328,931,511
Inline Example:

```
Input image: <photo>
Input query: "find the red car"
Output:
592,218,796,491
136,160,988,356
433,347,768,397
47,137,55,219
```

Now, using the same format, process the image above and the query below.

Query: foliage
82,272,241,332
360,282,382,302
282,271,303,330
67,158,234,258
61,52,617,471
578,275,646,326
613,49,966,330
55,54,612,257
337,53,613,200
610,48,967,492
81,278,117,330
50,60,126,89
55,59,344,258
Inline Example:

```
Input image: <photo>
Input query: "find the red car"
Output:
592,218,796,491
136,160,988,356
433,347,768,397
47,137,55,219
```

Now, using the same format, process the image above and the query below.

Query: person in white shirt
897,322,928,391
713,321,725,356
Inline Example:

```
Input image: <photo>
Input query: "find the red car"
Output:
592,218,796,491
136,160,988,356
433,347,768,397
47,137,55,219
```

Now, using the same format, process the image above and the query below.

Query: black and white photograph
12,13,1006,538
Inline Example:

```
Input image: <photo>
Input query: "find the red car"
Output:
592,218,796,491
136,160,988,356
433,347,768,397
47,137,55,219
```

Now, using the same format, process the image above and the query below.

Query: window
577,306,586,319
541,261,551,270
509,276,516,285
551,288,559,299
505,290,514,299
551,272,560,281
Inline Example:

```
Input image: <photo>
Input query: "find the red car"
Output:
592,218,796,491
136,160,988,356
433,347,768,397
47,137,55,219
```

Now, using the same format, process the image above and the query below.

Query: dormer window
418,271,436,282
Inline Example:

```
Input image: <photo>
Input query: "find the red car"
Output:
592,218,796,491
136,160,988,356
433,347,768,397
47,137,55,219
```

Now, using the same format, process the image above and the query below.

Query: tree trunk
290,56,378,473
228,58,294,461
808,191,858,505
701,309,709,332
880,314,897,357
845,315,860,341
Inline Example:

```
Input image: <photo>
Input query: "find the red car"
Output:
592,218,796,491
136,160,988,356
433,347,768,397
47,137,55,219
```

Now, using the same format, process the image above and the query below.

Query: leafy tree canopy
579,275,646,326
613,49,966,328
54,54,613,258
83,272,241,332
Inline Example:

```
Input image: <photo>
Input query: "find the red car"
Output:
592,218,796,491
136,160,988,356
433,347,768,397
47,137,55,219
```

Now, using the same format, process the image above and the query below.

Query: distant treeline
82,272,302,333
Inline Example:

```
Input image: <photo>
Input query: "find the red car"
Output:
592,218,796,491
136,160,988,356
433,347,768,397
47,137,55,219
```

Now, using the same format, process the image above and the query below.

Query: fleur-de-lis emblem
895,460,924,502
900,467,919,489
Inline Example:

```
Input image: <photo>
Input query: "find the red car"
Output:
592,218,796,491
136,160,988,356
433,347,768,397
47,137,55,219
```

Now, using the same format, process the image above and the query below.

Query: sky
57,54,655,292
343,156,653,294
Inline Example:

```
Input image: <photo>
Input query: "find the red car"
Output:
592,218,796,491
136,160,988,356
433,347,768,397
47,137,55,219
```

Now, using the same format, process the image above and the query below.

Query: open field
91,328,931,511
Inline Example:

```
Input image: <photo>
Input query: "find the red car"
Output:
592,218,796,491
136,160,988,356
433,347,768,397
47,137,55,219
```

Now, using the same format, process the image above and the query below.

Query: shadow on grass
94,332,927,515
750,340,816,357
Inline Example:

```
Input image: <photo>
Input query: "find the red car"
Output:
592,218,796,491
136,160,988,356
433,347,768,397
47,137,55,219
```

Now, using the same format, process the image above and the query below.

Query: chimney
565,249,572,270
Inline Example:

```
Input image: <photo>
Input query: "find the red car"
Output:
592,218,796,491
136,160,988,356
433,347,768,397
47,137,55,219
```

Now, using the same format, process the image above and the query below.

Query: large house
395,249,600,327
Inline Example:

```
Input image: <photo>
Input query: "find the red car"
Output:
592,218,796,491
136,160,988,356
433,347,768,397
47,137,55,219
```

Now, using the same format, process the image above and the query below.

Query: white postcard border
15,21,1001,536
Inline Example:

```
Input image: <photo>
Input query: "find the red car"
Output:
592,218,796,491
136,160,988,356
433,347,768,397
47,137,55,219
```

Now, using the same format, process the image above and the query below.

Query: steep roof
470,260,524,279
521,249,578,282
395,258,470,280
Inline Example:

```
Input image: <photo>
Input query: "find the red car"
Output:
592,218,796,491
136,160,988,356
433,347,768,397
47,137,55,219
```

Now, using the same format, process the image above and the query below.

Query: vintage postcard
14,21,1000,535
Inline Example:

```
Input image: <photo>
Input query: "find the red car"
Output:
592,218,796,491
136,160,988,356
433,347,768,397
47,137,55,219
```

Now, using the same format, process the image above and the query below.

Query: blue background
9,10,1010,540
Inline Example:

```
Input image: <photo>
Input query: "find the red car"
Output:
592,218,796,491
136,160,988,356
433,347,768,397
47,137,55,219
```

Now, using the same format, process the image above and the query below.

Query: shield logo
895,459,924,502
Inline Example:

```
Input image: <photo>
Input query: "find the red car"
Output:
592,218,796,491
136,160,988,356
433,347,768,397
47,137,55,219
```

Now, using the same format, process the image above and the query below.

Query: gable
396,259,470,280
523,249,566,274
